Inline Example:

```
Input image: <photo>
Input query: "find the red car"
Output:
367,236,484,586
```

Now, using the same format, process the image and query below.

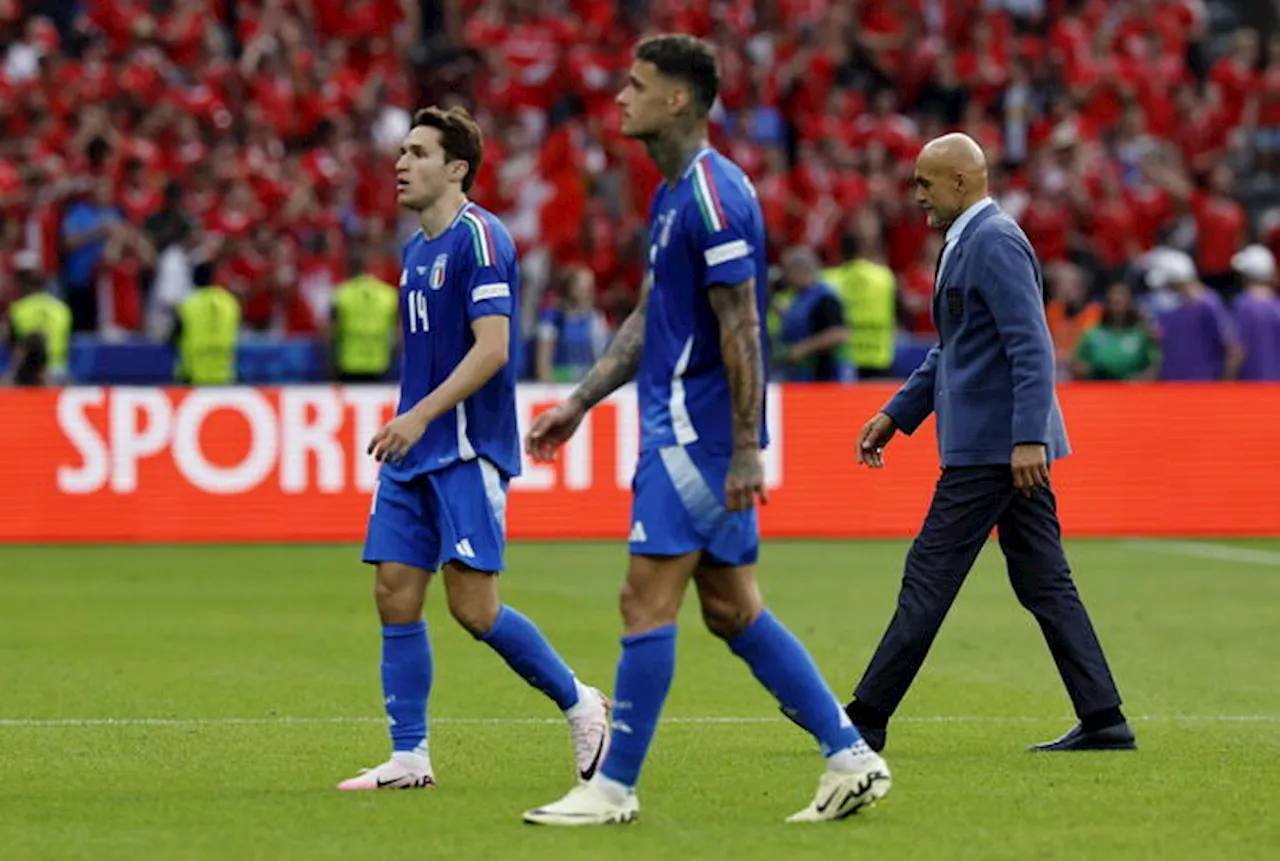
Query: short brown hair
413,106,484,192
635,34,719,116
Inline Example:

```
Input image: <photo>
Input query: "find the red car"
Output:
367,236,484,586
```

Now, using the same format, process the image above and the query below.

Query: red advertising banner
0,384,1276,543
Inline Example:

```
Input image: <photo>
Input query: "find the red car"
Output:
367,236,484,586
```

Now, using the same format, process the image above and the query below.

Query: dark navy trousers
853,466,1123,719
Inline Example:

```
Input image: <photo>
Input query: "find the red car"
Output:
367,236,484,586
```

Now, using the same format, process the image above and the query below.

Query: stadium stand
0,0,1276,383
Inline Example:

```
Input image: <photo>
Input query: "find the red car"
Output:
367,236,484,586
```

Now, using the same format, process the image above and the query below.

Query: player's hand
524,400,586,463
726,448,768,512
368,411,428,464
856,412,897,468
1011,443,1050,496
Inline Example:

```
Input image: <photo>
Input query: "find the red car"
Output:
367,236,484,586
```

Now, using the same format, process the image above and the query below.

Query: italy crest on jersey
429,254,448,290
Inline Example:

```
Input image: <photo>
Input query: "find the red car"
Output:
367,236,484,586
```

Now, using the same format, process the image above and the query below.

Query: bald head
913,133,990,230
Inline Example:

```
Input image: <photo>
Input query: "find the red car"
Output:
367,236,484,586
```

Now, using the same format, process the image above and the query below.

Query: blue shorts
363,458,509,573
628,445,759,567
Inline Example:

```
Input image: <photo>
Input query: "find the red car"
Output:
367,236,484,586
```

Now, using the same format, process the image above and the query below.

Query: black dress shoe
777,705,887,753
1031,721,1137,752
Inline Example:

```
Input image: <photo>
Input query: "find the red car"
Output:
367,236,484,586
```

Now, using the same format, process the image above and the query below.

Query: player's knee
700,600,755,639
618,578,678,633
701,591,757,637
373,568,427,621
374,577,422,625
447,589,499,637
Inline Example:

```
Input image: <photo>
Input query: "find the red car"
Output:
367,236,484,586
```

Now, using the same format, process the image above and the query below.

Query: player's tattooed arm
708,279,764,450
709,279,768,511
567,273,651,412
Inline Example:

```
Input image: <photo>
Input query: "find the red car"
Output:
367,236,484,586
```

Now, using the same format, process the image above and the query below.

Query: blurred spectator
1229,245,1280,382
1,250,70,386
1187,165,1249,297
172,278,241,386
0,0,1270,386
1044,262,1102,379
1071,282,1160,382
822,224,896,379
1252,33,1280,176
771,246,854,383
534,265,610,383
897,232,942,337
1151,251,1243,381
59,178,124,331
329,248,399,384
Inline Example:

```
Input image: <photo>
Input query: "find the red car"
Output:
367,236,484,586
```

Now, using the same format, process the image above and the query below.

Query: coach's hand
1011,443,1050,496
368,411,429,464
856,412,897,468
525,401,587,463
726,447,768,512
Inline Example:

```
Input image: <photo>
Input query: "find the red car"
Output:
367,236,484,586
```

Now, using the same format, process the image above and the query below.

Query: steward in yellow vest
822,236,897,377
173,284,240,385
5,252,71,386
331,268,398,383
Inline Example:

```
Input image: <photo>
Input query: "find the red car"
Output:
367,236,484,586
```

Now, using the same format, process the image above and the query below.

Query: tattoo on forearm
570,277,650,410
708,280,763,450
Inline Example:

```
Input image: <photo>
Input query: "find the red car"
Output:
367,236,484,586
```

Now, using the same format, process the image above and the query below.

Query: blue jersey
638,148,770,453
382,202,522,481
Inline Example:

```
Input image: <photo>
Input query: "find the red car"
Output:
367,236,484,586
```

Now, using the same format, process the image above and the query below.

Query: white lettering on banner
765,386,784,487
109,388,174,493
516,384,782,492
512,384,593,491
51,384,783,495
344,386,397,492
613,387,640,490
172,390,278,494
280,387,345,493
57,388,107,494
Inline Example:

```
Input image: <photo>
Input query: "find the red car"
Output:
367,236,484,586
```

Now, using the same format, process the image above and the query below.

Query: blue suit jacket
883,204,1070,467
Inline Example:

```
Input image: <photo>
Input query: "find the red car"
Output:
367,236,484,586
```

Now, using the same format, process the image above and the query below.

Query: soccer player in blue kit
338,106,610,791
521,35,892,825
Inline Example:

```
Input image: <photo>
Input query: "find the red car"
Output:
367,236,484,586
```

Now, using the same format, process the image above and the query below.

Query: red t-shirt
1208,57,1256,127
1192,192,1247,275
1089,198,1140,265
1124,185,1175,250
1021,199,1071,263
1259,65,1280,127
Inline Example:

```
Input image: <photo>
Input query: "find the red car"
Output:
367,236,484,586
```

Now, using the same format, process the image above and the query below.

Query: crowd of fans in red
0,0,1275,340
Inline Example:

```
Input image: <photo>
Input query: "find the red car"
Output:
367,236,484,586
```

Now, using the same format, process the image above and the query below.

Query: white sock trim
392,746,431,771
563,679,594,719
591,773,633,804
826,739,876,773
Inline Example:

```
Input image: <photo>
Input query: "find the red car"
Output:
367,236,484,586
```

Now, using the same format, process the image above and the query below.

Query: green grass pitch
1,540,1277,860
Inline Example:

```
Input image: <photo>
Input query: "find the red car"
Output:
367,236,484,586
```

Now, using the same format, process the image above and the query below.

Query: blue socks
599,625,678,788
728,610,861,757
381,621,432,752
478,605,580,711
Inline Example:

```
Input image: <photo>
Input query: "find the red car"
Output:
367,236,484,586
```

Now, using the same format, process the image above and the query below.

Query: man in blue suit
845,134,1133,752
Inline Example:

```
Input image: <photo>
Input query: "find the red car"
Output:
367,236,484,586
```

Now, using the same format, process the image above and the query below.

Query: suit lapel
931,202,1000,332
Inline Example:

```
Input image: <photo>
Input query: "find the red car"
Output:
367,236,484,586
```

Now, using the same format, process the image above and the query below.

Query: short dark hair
635,34,719,116
413,106,484,193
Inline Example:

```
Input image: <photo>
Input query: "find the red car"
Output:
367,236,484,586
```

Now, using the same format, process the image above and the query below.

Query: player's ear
669,83,691,117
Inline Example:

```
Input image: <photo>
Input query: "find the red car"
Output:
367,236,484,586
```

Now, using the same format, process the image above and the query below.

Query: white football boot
566,686,612,783
523,782,640,826
336,753,436,791
786,754,892,822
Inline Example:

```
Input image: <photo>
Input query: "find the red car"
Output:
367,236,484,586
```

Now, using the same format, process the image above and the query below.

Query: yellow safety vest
176,286,240,385
332,275,398,375
823,259,896,371
9,292,72,373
